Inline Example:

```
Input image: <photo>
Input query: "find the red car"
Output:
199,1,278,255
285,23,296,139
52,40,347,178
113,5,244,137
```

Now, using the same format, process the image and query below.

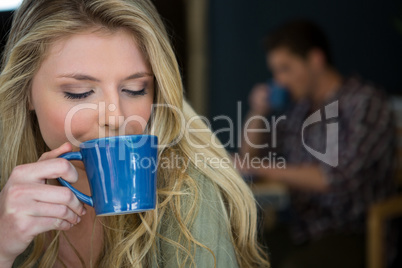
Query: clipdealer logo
62,100,339,168
301,101,339,167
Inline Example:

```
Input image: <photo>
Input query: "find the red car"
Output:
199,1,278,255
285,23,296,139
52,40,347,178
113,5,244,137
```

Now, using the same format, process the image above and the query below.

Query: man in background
240,20,396,268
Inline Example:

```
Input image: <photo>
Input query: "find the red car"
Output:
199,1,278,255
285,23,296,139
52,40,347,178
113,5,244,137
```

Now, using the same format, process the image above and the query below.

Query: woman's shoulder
158,164,239,267
185,164,225,205
184,164,230,228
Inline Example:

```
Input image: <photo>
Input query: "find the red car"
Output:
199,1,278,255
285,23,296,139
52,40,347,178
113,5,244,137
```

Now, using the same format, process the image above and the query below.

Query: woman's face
31,29,154,151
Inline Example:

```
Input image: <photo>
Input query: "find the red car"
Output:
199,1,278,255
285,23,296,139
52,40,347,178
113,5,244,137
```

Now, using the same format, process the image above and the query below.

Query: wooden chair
367,128,402,268
367,195,402,268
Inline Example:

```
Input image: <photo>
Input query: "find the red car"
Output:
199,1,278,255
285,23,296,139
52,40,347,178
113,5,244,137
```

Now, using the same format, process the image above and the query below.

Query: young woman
0,0,269,267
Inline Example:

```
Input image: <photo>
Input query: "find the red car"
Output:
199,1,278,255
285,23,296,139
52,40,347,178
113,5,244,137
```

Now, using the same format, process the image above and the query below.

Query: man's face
268,47,314,101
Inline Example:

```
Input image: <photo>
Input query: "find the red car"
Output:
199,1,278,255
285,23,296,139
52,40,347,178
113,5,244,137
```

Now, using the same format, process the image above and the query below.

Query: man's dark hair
264,19,333,66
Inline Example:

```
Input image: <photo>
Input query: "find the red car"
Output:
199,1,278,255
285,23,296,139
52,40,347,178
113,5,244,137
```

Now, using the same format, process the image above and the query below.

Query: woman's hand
0,143,86,267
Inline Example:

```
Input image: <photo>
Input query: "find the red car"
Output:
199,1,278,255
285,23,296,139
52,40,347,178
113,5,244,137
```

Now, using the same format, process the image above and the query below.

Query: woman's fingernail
77,217,81,223
82,208,87,215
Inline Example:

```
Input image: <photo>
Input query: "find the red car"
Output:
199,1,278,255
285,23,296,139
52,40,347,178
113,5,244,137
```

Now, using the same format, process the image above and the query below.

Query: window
0,0,22,11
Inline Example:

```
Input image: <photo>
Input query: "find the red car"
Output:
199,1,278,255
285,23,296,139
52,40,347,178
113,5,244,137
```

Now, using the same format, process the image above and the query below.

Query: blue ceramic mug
57,135,158,216
267,79,291,112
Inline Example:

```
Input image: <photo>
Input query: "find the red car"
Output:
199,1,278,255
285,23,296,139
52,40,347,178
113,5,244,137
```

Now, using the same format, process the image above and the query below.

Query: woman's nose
98,100,125,131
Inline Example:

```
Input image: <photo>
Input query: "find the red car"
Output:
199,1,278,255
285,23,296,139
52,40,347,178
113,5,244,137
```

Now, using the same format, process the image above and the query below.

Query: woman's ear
307,48,326,72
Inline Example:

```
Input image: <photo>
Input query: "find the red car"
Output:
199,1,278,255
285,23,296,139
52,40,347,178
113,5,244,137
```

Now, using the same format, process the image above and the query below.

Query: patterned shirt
276,77,396,243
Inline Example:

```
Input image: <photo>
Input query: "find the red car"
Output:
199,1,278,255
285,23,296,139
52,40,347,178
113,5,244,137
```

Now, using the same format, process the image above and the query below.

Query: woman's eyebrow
57,73,101,82
57,72,153,82
123,72,154,81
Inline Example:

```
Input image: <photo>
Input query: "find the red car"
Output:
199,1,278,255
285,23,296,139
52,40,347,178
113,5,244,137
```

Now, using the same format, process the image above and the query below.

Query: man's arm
240,84,271,159
253,164,329,192
240,111,270,159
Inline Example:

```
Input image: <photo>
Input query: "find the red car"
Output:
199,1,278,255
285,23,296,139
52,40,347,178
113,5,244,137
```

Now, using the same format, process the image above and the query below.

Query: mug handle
57,152,94,207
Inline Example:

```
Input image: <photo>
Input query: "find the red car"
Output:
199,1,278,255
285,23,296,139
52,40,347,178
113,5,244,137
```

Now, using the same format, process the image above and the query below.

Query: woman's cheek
122,117,145,135
36,105,72,150
124,105,153,134
138,108,153,133
68,109,99,143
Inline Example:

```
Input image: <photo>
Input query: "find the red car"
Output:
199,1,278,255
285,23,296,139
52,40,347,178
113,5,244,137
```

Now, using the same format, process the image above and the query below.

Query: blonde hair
0,0,269,267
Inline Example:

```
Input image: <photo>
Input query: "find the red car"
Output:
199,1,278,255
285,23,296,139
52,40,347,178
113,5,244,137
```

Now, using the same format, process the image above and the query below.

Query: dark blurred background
208,0,402,149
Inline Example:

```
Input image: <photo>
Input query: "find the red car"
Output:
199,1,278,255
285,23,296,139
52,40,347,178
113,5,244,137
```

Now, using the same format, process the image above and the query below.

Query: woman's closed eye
64,90,94,99
122,88,147,97
63,88,147,100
